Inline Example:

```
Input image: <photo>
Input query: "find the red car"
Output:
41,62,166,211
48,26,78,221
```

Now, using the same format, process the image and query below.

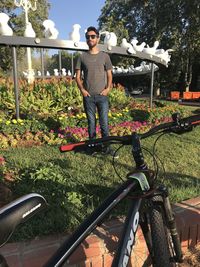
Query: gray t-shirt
75,51,112,95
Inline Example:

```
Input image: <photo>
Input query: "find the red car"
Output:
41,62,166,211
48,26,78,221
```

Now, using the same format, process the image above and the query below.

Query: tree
98,0,200,91
0,0,50,73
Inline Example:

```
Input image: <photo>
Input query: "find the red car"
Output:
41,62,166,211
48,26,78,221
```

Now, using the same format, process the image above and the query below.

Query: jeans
83,95,109,139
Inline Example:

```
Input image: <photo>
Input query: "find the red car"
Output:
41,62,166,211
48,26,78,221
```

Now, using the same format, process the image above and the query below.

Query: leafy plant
109,86,132,109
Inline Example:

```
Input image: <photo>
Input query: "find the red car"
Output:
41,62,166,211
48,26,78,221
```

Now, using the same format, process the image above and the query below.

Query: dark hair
86,26,99,37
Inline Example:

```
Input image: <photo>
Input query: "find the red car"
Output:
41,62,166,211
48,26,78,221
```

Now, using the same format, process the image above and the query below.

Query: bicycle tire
153,196,183,263
149,204,175,267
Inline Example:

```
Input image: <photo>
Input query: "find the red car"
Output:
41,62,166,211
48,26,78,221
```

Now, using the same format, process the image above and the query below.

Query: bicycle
0,112,200,267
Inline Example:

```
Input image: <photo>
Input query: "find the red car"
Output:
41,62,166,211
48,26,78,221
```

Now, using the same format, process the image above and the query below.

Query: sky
48,0,106,41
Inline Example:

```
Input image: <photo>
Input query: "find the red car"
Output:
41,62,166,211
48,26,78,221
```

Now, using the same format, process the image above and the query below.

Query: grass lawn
2,116,200,242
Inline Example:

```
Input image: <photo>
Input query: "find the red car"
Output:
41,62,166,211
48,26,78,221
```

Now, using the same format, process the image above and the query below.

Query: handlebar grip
60,142,85,152
184,114,200,125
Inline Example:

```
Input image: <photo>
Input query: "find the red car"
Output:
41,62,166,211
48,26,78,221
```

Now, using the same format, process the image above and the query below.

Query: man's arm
75,69,90,97
100,69,112,96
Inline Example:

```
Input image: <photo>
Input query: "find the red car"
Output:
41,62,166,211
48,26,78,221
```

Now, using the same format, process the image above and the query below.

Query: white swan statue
24,22,36,38
69,24,81,46
120,38,136,54
43,19,59,39
0,13,13,36
100,31,117,50
131,38,146,52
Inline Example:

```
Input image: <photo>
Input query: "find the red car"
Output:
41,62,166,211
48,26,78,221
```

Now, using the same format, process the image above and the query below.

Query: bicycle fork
156,185,183,262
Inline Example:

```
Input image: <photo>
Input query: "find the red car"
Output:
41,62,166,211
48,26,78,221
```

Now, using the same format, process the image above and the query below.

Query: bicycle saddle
0,193,47,247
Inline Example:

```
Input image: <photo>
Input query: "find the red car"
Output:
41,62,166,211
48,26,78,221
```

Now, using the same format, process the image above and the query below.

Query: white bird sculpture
112,66,117,74
100,31,117,50
22,71,28,77
24,22,36,38
155,48,165,55
131,38,146,52
46,71,50,76
67,70,72,76
53,69,59,76
115,66,123,74
0,13,13,36
128,65,135,73
156,49,174,66
69,24,81,46
142,41,160,57
43,19,59,39
62,68,67,76
120,38,136,54
37,71,41,76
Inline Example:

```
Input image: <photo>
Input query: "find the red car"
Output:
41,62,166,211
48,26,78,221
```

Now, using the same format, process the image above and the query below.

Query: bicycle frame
3,113,199,266
43,175,143,267
112,198,142,266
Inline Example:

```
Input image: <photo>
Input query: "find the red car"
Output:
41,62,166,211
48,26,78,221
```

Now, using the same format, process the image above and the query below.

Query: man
75,26,115,156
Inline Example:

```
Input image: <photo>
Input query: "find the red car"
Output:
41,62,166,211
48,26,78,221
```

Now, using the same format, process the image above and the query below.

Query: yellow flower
12,119,17,124
0,119,2,123
17,119,23,123
76,114,81,119
6,121,11,125
123,108,129,112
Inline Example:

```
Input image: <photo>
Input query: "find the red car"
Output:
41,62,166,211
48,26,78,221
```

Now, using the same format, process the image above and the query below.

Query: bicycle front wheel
149,204,177,267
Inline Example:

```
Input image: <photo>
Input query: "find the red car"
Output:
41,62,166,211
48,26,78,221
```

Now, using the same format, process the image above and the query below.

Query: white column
14,0,37,84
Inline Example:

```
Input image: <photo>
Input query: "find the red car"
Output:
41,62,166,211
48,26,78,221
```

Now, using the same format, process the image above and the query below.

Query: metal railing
0,36,163,118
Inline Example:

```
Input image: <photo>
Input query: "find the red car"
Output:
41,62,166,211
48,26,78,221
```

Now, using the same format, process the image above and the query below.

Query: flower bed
0,77,192,148
0,104,190,149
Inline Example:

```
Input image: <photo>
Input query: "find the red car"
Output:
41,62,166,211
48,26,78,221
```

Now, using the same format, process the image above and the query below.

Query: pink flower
58,133,64,138
0,156,5,166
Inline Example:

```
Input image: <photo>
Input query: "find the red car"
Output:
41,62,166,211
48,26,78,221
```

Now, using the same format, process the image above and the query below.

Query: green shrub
0,118,48,135
0,78,83,118
109,86,131,109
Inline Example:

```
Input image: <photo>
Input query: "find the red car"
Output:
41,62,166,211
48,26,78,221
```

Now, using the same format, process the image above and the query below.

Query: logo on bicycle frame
122,211,139,266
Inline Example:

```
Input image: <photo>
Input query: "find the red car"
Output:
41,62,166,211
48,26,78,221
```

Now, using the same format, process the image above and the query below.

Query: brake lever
171,113,193,134
74,143,103,154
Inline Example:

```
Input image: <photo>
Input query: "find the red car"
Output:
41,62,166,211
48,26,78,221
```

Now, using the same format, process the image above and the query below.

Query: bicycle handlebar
60,113,200,153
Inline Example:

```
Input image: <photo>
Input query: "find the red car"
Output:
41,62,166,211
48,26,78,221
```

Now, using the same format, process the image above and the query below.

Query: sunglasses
85,34,98,40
